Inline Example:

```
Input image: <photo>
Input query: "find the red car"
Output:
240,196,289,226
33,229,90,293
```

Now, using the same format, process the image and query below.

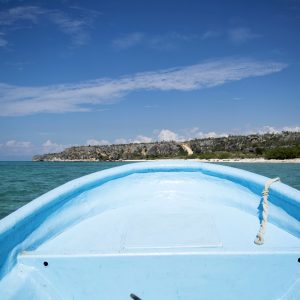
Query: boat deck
1,162,300,299
22,172,300,256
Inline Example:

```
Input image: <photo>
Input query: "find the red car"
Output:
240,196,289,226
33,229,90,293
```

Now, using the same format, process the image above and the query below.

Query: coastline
32,132,300,163
33,158,300,163
191,158,300,163
123,158,300,163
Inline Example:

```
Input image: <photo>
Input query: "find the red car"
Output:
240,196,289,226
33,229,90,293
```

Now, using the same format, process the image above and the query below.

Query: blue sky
0,0,300,159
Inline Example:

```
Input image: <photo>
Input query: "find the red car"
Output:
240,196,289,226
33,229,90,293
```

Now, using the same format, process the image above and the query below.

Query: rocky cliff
33,131,300,161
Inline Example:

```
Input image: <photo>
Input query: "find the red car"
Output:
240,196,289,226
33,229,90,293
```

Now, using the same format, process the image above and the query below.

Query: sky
0,0,300,160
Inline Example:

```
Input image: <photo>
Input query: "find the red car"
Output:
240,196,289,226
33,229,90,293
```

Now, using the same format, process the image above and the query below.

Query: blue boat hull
0,161,300,299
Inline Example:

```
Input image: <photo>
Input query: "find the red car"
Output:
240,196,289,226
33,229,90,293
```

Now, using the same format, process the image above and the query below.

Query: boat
0,160,300,299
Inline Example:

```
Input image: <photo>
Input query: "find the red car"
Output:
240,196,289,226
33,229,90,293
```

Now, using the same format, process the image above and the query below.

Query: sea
0,161,299,220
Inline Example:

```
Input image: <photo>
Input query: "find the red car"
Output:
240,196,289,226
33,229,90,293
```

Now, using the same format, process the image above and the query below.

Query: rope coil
254,177,280,245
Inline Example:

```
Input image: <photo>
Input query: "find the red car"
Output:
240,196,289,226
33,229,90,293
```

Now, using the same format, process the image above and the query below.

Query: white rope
254,177,280,245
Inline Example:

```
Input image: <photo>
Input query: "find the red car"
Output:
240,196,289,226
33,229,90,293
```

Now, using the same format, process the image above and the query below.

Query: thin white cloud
0,32,8,47
42,140,69,154
133,135,153,143
0,58,287,116
49,9,98,46
157,126,300,142
147,32,196,50
0,139,69,157
0,37,7,47
201,27,260,44
179,127,228,141
4,61,30,71
0,139,34,156
102,124,300,147
0,6,43,25
86,139,110,146
282,126,300,132
114,138,128,145
257,126,280,134
158,129,181,141
5,139,32,148
256,125,300,134
202,30,220,40
113,135,153,144
0,5,98,47
194,131,228,139
112,32,144,49
228,27,261,44
112,32,196,50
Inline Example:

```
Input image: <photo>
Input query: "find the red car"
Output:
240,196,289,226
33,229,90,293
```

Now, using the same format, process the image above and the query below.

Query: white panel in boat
123,212,222,250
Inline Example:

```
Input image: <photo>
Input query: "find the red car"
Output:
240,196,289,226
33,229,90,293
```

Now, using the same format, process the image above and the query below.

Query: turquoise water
0,161,299,220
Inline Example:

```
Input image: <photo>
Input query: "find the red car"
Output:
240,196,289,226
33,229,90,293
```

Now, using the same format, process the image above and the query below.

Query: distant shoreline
191,158,300,163
34,158,300,163
32,132,300,162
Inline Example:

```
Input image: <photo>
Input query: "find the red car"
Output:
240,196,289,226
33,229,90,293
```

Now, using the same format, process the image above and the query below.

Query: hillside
33,131,300,161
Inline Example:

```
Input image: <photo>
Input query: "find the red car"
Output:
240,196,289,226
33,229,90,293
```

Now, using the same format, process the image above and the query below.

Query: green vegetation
264,146,300,160
180,151,259,160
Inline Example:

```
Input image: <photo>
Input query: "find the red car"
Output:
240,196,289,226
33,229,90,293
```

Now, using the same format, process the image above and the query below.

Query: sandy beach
39,158,300,163
122,158,300,163
193,158,300,163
